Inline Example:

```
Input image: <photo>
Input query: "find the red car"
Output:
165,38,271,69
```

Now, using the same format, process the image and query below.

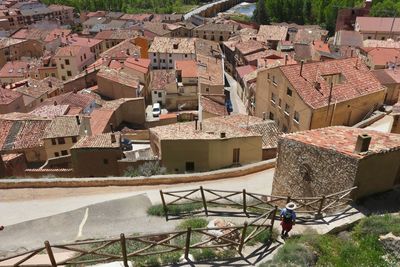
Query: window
158,92,162,97
278,98,282,108
84,53,86,59
272,75,277,85
267,73,270,80
51,73,56,77
61,64,64,69
51,138,56,145
186,162,194,172
284,103,290,115
169,53,172,57
271,93,276,103
153,53,156,56
54,152,60,157
61,150,68,156
269,112,274,120
57,137,65,144
294,111,300,123
153,58,156,63
80,56,83,61
206,88,209,93
381,37,385,40
72,136,77,143
65,59,70,65
103,159,109,164
162,59,165,63
169,59,172,64
184,54,187,58
67,71,72,76
287,87,292,97
62,76,66,81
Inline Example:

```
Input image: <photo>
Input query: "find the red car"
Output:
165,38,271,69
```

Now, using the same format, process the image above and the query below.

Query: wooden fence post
160,190,168,221
317,196,326,217
238,221,248,254
120,234,129,267
269,206,278,236
184,227,192,260
242,189,248,216
44,241,57,267
200,186,208,216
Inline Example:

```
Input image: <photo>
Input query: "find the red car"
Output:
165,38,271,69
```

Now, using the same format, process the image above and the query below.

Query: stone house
0,88,25,114
372,69,400,105
0,38,44,68
392,102,400,134
192,23,238,42
54,45,95,81
70,132,123,177
272,126,400,200
255,58,386,133
358,47,400,70
96,67,142,99
355,16,400,41
42,115,91,159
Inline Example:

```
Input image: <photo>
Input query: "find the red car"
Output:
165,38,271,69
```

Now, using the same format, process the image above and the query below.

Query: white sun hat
285,202,297,210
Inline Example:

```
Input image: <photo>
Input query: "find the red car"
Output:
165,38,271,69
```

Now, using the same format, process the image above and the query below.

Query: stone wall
272,138,359,198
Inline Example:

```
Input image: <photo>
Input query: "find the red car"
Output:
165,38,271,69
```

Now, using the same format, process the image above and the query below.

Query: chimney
134,52,139,61
76,115,81,125
354,134,371,154
285,54,288,66
111,133,116,143
54,101,57,106
48,81,52,88
300,60,304,77
194,118,198,130
126,49,130,55
220,132,226,138
110,123,114,133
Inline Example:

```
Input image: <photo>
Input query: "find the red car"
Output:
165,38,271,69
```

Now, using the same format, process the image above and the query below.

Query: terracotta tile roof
356,17,400,33
201,95,227,116
235,40,266,56
0,61,30,78
195,38,222,57
11,28,49,41
29,104,70,119
197,54,224,87
150,69,176,90
236,65,257,79
100,38,141,61
0,88,22,105
94,29,141,40
0,117,50,150
195,23,238,32
48,4,74,11
15,77,63,99
124,57,151,74
83,17,107,27
97,67,139,88
278,57,384,109
257,25,288,42
90,108,114,134
175,60,197,77
372,69,400,85
109,60,122,70
142,22,173,36
44,29,72,43
120,13,153,21
65,35,103,48
284,126,400,159
333,30,363,47
294,43,312,61
44,115,88,139
55,45,86,57
361,47,400,67
151,115,260,140
312,40,330,54
247,120,281,149
148,37,196,54
40,92,95,110
294,28,328,44
2,153,24,162
71,132,121,149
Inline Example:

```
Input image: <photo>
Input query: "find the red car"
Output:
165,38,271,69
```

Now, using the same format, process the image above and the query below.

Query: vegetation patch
124,162,167,177
147,202,203,216
262,214,400,267
177,218,208,230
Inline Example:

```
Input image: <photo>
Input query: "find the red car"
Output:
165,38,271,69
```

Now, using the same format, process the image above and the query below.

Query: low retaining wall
0,159,275,189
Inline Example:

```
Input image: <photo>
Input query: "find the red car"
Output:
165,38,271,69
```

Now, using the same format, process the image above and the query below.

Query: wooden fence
160,186,357,220
0,208,277,267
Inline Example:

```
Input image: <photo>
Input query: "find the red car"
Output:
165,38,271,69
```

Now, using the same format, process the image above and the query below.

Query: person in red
280,202,297,238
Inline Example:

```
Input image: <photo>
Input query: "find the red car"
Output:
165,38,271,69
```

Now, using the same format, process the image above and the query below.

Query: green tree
253,0,270,25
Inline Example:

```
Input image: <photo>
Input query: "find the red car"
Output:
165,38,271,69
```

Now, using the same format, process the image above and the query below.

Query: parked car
152,103,161,117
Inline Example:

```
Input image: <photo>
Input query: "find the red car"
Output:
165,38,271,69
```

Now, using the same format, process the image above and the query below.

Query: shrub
160,251,181,265
147,202,203,217
272,241,317,267
124,161,167,177
134,256,161,267
177,218,208,230
192,248,218,261
353,214,400,239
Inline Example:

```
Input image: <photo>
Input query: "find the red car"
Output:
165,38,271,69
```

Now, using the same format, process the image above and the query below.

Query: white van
152,102,161,117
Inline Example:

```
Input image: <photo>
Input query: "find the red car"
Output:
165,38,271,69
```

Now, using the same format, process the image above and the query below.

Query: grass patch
147,202,203,217
177,218,208,230
244,226,279,246
353,214,400,238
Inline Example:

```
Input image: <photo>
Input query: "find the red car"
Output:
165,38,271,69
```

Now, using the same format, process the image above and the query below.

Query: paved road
0,168,275,226
225,72,247,114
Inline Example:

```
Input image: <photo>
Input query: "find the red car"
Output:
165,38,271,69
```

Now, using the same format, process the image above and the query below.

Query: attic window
322,73,345,86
